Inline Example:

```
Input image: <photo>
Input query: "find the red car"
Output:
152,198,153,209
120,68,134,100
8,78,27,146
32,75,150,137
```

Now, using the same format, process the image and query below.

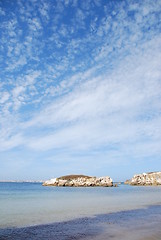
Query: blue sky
0,0,161,181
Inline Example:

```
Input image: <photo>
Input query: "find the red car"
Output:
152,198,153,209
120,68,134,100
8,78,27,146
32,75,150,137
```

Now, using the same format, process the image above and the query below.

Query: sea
0,182,161,240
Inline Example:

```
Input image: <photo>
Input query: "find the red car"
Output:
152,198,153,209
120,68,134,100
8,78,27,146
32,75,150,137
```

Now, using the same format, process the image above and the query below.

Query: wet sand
0,204,161,240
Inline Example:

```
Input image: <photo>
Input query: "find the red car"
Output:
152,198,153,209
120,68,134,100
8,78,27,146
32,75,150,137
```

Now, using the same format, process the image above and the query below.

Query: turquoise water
0,182,161,229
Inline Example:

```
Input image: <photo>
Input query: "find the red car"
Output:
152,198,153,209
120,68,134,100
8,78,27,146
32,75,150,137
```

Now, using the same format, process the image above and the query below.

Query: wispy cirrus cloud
0,0,161,180
22,37,161,153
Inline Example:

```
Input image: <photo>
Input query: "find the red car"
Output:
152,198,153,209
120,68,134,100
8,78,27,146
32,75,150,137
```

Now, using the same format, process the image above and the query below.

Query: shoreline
1,204,161,240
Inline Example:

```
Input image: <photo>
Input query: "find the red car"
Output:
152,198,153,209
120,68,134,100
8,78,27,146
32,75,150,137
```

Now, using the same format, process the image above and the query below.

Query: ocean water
0,182,161,239
0,182,161,228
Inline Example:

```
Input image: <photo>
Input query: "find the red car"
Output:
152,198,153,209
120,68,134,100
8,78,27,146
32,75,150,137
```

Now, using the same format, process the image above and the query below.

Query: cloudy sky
0,0,161,181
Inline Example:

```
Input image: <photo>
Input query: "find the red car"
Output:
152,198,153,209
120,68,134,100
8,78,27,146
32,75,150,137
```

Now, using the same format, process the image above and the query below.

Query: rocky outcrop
43,174,113,187
124,179,131,185
128,171,161,186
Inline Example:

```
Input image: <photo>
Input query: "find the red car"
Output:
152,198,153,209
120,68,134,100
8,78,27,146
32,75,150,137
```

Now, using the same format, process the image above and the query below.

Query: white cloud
12,86,25,97
17,36,161,160
6,56,27,71
0,0,161,179
0,92,10,104
0,134,23,151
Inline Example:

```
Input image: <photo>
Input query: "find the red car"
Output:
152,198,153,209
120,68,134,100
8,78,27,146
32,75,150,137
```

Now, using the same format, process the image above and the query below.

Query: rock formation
127,171,161,186
43,174,113,187
124,179,131,185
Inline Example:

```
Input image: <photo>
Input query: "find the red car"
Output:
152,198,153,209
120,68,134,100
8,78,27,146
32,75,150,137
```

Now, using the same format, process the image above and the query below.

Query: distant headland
0,180,43,183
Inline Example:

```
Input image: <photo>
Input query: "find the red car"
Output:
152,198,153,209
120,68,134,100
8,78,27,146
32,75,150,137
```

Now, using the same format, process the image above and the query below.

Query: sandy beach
0,204,161,240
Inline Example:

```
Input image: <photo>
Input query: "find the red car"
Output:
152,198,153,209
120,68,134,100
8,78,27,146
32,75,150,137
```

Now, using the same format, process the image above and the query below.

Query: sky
0,0,161,181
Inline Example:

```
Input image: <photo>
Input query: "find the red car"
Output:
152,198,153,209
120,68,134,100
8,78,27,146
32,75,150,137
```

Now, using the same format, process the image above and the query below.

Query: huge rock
43,174,113,187
128,171,161,186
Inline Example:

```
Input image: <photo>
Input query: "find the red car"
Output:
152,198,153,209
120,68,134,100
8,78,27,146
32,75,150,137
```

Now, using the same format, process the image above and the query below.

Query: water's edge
1,204,161,240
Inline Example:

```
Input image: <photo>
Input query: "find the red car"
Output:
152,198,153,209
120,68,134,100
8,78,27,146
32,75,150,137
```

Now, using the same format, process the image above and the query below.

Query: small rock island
125,171,161,186
43,174,113,187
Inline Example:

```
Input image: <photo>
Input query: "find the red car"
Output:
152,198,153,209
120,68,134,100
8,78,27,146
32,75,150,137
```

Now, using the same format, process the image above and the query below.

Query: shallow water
0,182,161,229
0,205,161,240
